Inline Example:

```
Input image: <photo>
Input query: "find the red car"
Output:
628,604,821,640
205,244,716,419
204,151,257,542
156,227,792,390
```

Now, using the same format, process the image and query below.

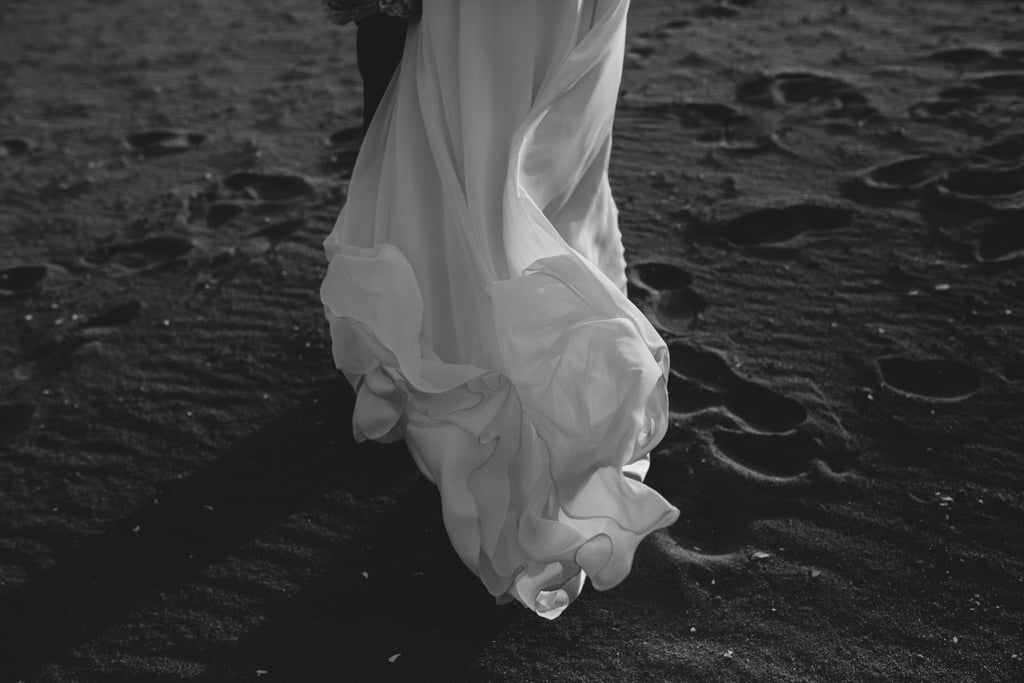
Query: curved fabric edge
321,243,680,619
501,0,632,285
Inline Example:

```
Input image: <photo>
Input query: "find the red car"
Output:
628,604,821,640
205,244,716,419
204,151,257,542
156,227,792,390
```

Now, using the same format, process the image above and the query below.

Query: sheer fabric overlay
320,0,679,619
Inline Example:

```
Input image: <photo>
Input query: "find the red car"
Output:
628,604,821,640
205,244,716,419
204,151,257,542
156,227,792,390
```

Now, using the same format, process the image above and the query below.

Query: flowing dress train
320,0,679,619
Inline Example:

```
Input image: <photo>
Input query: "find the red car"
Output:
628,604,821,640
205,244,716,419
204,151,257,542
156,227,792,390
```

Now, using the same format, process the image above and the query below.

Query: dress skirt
320,0,679,619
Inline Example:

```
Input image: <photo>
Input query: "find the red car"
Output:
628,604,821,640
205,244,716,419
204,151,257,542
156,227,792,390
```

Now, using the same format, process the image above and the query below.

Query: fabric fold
321,0,679,619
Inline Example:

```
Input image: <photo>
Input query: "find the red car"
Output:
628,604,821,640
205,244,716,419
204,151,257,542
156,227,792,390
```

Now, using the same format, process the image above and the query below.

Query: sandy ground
1,0,1023,680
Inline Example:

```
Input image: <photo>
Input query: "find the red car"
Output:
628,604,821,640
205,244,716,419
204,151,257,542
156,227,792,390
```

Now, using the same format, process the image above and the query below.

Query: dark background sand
1,0,1022,680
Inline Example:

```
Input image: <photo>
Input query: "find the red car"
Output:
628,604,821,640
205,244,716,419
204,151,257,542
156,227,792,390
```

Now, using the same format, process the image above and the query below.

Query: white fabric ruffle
321,0,678,618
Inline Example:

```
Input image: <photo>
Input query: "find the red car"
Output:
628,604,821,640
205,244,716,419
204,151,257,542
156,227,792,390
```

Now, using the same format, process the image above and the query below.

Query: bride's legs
355,14,407,133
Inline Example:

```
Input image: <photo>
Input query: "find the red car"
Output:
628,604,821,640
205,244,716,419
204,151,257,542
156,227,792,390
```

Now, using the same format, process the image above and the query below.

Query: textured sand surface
1,0,1023,680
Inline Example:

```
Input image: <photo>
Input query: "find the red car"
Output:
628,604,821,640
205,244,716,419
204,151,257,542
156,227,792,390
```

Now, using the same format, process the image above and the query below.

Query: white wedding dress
320,0,679,619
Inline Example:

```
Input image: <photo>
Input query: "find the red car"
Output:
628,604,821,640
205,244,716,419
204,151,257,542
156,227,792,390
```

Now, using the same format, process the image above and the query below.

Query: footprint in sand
615,99,772,153
721,203,853,247
971,133,1024,167
736,71,873,118
928,79,1021,108
205,201,246,228
222,171,314,204
84,235,193,275
677,103,772,153
15,300,143,381
929,46,1024,71
247,218,305,255
966,71,1024,97
187,218,308,306
711,429,831,480
929,134,1024,209
186,185,248,229
912,72,1024,122
126,129,206,157
908,97,965,121
0,265,47,297
876,356,980,402
668,343,808,434
842,154,958,202
628,262,708,333
975,215,1024,263
1,137,33,157
909,81,998,121
934,166,1024,210
325,126,363,179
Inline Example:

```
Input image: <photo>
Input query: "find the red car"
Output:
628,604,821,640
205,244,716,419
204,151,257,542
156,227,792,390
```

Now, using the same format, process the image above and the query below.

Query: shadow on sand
3,381,516,681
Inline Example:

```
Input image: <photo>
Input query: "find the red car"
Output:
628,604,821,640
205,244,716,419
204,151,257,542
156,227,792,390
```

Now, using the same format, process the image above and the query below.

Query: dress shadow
2,379,515,681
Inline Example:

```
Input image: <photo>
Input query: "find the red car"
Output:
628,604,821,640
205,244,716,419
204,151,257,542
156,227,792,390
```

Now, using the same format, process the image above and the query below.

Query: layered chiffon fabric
320,0,679,619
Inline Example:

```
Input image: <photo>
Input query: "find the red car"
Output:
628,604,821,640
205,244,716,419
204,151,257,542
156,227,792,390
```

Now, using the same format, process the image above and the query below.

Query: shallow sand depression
1,0,1022,680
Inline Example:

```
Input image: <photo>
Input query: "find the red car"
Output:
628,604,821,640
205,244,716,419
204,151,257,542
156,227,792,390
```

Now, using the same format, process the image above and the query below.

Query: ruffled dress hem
322,242,679,619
